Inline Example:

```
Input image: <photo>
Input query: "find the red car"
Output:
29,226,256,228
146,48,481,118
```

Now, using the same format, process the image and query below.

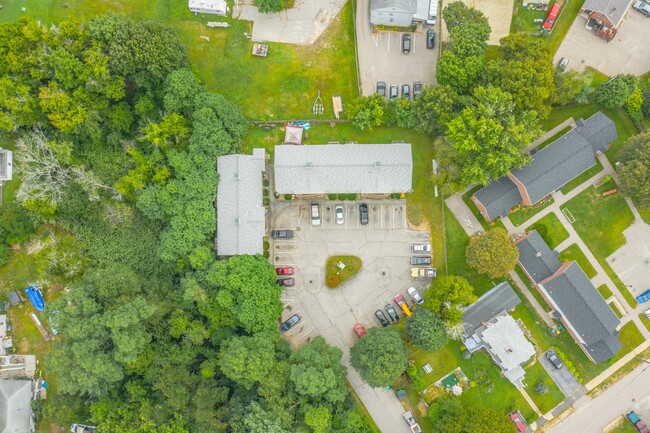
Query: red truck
543,3,561,30
627,411,650,433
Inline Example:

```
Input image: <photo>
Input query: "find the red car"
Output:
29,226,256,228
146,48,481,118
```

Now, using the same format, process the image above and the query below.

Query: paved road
547,362,650,433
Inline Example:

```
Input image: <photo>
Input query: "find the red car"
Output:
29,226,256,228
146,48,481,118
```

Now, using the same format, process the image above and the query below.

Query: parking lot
356,0,439,96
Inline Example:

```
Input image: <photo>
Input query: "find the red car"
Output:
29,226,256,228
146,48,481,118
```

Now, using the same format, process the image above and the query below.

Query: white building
0,148,12,182
189,0,227,16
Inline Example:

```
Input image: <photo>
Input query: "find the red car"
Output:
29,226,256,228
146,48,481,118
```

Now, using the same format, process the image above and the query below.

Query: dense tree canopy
466,228,519,278
617,132,650,209
595,74,638,108
347,94,387,130
427,396,513,433
406,309,448,351
423,276,477,325
350,327,408,387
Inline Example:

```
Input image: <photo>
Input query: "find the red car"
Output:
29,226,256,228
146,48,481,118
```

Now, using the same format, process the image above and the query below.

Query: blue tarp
25,285,45,311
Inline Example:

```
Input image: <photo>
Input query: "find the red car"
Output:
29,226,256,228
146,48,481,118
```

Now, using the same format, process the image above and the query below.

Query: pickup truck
627,411,650,433
403,411,422,433
411,267,436,278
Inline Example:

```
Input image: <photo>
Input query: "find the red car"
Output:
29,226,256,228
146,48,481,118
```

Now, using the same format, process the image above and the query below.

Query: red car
354,324,366,338
543,3,561,30
509,412,526,433
275,267,294,276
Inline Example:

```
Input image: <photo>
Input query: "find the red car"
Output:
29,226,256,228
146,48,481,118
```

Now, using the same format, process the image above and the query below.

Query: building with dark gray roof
472,112,617,221
274,144,412,196
517,229,621,363
0,379,33,433
216,149,266,257
462,282,521,336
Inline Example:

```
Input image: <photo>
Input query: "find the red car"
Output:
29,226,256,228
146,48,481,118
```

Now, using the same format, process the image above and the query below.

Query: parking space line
387,32,391,53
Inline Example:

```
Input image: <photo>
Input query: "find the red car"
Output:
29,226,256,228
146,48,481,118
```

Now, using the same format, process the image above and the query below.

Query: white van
311,203,321,226
426,0,438,25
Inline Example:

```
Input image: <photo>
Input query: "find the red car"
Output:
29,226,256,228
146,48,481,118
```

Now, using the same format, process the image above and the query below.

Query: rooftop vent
535,252,542,257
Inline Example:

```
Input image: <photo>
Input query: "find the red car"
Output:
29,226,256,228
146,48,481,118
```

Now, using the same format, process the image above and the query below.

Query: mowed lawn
559,243,597,278
0,0,359,120
524,361,565,414
526,212,569,249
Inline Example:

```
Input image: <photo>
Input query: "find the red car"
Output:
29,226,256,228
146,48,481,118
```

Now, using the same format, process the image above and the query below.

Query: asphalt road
547,362,650,433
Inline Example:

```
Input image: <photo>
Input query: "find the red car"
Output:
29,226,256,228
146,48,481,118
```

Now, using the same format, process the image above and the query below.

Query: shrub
346,193,357,200
326,274,340,288
337,193,346,200
406,365,426,390
263,179,270,187
284,194,292,200
263,241,270,250
328,193,337,200
263,189,269,197
535,382,548,395
263,197,270,206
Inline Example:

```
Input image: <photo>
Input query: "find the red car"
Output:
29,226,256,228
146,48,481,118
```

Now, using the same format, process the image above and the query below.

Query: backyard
509,198,554,227
525,212,569,249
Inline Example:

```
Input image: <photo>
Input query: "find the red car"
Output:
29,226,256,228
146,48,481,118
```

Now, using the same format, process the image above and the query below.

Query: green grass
525,213,569,249
559,244,598,278
510,0,554,36
609,419,639,433
639,208,650,225
638,314,650,333
509,198,554,227
524,361,565,413
544,0,586,54
597,284,613,300
560,159,603,194
608,302,623,319
325,255,361,288
609,321,645,364
0,0,358,120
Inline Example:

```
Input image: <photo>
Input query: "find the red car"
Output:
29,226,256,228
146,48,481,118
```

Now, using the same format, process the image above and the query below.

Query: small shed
7,291,22,306
284,125,303,145
189,0,227,15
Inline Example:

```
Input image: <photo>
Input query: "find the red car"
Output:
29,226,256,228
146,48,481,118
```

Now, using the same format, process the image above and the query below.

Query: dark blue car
637,290,650,303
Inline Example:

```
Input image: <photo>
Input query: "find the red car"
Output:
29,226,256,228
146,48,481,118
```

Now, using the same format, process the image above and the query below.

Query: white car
633,1,650,16
335,205,344,224
311,203,320,226
407,287,424,305
411,243,432,253
645,308,650,318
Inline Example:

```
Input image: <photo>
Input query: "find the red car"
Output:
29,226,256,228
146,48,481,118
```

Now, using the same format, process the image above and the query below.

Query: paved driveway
607,220,650,299
539,349,584,402
554,13,650,76
272,199,431,433
356,0,439,96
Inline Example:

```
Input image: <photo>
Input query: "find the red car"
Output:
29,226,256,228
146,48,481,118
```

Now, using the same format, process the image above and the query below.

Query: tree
436,52,485,95
423,276,477,325
442,1,490,33
617,132,650,209
595,74,638,108
466,228,519,278
412,84,463,135
535,382,548,395
386,98,415,128
304,406,332,433
405,309,448,352
164,68,204,116
445,85,540,185
626,88,644,124
350,327,408,387
239,402,289,433
255,0,287,13
428,396,512,433
219,331,278,389
347,94,387,130
552,71,585,106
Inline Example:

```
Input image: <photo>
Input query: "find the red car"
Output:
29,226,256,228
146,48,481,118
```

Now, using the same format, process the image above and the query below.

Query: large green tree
442,1,490,33
350,327,408,387
219,331,279,389
617,132,650,209
347,94,387,130
405,309,448,351
466,228,519,278
423,276,477,325
595,74,639,108
412,84,463,136
427,396,513,433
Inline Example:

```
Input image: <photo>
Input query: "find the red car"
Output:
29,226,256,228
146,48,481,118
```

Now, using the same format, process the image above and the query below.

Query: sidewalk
509,270,554,327
444,193,483,236
585,340,650,391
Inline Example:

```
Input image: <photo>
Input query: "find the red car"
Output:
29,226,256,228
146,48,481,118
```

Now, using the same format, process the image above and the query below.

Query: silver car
407,287,424,305
335,205,344,224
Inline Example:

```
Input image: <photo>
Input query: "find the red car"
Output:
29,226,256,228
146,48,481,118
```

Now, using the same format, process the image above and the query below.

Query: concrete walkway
444,191,483,236
585,339,650,391
509,269,554,327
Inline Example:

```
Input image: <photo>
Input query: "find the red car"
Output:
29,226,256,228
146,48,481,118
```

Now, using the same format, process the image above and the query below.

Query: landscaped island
325,256,362,288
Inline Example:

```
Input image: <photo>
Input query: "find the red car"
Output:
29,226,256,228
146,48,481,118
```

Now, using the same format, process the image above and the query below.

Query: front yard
525,212,569,249
509,198,555,227
559,243,598,278
524,361,565,413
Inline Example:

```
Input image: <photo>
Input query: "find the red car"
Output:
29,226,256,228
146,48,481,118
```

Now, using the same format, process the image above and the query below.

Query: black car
546,351,564,369
375,310,390,327
281,314,301,331
401,33,411,54
402,84,410,99
385,304,400,323
389,84,398,99
376,81,386,96
411,256,432,265
359,203,369,225
277,278,295,287
271,229,294,239
413,81,422,99
426,29,435,49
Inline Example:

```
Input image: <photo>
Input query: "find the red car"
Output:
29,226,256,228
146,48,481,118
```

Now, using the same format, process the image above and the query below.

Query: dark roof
574,111,618,154
510,131,596,204
541,262,621,363
472,177,522,221
463,282,521,335
582,0,633,26
516,230,562,284
6,291,21,306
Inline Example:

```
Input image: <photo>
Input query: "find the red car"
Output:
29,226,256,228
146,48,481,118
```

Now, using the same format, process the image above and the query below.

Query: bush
284,194,292,200
326,274,340,288
406,365,426,390
535,382,548,395
263,179,269,187
263,197,270,206
263,189,269,197
328,193,337,200
337,193,346,200
254,0,287,13
346,193,357,200
263,241,270,250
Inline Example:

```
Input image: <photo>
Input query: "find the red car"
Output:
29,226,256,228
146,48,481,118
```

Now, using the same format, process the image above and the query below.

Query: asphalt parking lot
356,0,439,96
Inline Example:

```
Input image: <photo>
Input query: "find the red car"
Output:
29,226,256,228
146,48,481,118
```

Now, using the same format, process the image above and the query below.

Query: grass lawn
0,0,358,120
608,302,623,319
559,244,597,278
639,208,650,225
597,284,613,300
509,198,554,227
523,361,565,413
325,256,361,288
514,265,551,310
560,159,603,194
525,213,569,249
610,321,645,364
609,419,638,433
639,314,650,332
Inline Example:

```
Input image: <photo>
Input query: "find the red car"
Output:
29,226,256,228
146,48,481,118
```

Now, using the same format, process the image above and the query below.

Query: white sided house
189,0,227,15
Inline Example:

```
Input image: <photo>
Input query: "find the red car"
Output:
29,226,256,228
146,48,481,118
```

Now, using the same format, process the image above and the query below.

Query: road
547,362,650,433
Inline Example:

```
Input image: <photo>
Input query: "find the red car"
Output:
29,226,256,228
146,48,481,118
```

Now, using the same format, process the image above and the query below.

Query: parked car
389,84,399,99
335,205,344,224
402,84,410,99
557,57,569,71
410,256,432,265
402,33,411,54
277,278,295,287
359,203,369,225
509,412,526,433
311,203,320,226
637,289,650,303
627,411,650,433
645,308,650,318
411,243,431,253
542,3,561,30
281,314,301,331
413,81,422,99
375,310,390,327
354,324,367,338
385,304,400,323
426,29,435,49
633,1,650,16
546,350,564,369
407,287,424,305
376,81,387,96
403,411,422,433
394,294,412,317
411,267,437,278
271,229,294,239
275,267,294,275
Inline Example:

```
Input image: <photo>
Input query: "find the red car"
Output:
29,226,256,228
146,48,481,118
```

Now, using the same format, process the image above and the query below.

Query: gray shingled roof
472,177,522,221
510,132,596,205
463,282,521,336
575,111,618,154
582,0,634,27
216,149,266,256
540,262,621,363
0,379,32,433
371,0,417,13
516,230,562,284
273,144,412,195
